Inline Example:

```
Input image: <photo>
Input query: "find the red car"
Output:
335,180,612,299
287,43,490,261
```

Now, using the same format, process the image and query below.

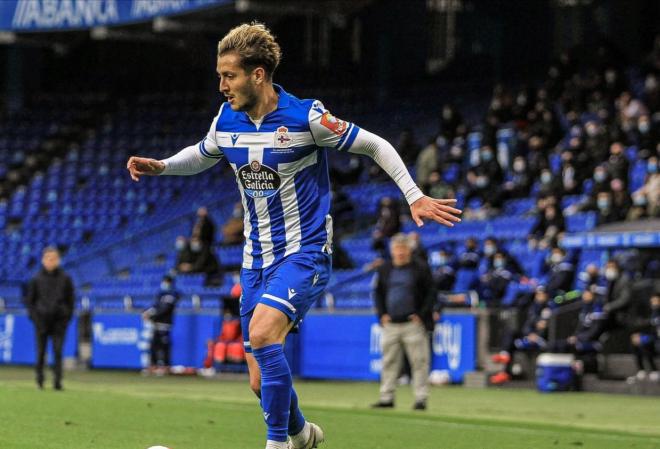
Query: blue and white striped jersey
199,85,361,270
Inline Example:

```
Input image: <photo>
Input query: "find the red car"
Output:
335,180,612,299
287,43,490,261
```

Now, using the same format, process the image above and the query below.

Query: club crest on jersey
274,126,292,148
238,160,281,199
320,111,348,136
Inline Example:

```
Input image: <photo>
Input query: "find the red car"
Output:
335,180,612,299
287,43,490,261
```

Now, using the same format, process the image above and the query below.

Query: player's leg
258,251,331,449
401,322,430,409
249,303,295,448
246,352,307,438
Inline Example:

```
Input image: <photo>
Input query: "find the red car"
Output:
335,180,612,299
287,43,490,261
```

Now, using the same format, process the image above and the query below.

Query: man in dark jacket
372,233,435,410
602,259,633,331
192,206,216,247
24,247,74,390
143,275,180,374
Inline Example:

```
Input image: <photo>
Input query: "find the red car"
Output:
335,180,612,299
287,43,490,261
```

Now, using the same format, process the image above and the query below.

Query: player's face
217,53,259,112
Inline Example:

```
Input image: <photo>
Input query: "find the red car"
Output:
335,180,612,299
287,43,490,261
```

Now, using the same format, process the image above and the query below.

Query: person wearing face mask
458,237,481,270
537,169,561,198
545,247,575,297
610,178,632,220
480,251,517,305
503,156,532,199
189,236,223,285
606,142,629,185
595,191,620,224
549,289,606,355
634,115,657,152
143,275,181,374
630,157,660,219
192,206,216,248
175,235,194,273
429,248,457,291
602,260,633,332
477,146,503,185
627,293,660,383
531,204,565,242
222,202,245,246
576,264,607,296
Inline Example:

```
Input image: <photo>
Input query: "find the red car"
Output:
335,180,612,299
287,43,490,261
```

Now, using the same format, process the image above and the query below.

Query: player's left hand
410,196,462,227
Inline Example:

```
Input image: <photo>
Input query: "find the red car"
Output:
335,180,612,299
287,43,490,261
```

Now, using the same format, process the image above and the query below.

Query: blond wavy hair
218,22,282,79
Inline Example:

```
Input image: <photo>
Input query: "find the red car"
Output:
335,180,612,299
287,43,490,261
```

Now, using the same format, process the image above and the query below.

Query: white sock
290,421,311,447
265,440,287,449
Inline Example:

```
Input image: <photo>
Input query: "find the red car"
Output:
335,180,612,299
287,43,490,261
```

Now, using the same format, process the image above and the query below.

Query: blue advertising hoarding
0,0,230,32
299,312,477,382
0,313,77,365
91,312,221,369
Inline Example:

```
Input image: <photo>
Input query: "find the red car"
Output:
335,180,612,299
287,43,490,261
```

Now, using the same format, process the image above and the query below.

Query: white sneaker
288,422,324,449
649,371,660,382
626,370,647,384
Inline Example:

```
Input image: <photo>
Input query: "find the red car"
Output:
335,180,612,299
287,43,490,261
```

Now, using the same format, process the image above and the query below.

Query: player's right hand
126,156,165,181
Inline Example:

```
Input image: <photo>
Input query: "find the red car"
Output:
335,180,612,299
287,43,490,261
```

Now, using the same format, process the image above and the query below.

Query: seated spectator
530,203,565,243
187,237,223,286
330,186,355,236
627,293,660,383
610,178,632,217
479,251,517,305
372,197,401,258
595,191,623,224
537,169,562,199
396,128,421,164
628,156,660,220
192,206,216,247
426,171,454,201
606,142,630,187
575,263,607,296
174,236,194,273
490,286,552,384
550,289,606,354
545,247,575,296
221,202,244,246
429,248,456,291
415,138,441,191
458,237,480,270
502,156,532,199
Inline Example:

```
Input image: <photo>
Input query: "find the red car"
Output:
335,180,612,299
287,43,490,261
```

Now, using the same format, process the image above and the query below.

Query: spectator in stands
372,196,401,257
559,150,582,196
545,247,575,296
576,263,607,296
24,247,74,390
407,232,428,267
396,128,420,164
372,233,435,410
537,168,562,199
550,289,606,354
584,120,609,166
221,202,244,245
429,248,456,291
610,178,631,218
595,191,622,224
330,186,355,237
602,259,633,331
627,293,660,383
629,156,660,219
439,104,464,141
415,138,441,191
188,237,223,286
192,206,216,247
502,156,532,199
143,275,180,375
606,142,629,187
490,286,552,384
480,251,516,305
530,202,565,243
458,237,480,270
426,171,454,201
174,235,194,273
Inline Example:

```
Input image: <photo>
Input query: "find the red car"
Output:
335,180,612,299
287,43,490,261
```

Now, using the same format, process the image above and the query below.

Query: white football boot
287,422,324,449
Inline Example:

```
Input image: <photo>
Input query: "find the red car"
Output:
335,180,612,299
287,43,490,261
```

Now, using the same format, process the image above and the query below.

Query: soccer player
127,22,461,449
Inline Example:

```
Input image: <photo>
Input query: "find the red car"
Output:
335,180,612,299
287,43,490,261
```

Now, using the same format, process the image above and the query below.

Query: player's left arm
309,102,461,227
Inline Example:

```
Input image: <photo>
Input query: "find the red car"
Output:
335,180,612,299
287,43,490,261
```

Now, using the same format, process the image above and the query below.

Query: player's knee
249,324,279,349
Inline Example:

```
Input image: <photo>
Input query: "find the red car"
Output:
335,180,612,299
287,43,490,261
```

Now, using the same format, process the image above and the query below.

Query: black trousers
150,330,171,367
33,318,68,384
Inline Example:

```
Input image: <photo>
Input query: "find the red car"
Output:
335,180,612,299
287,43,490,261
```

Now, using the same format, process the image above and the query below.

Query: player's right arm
126,108,225,181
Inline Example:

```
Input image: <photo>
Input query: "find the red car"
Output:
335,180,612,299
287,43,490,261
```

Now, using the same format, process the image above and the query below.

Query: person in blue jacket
143,275,180,372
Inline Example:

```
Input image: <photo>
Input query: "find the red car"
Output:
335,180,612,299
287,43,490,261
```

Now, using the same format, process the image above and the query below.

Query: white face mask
160,282,170,291
551,253,563,264
605,268,618,281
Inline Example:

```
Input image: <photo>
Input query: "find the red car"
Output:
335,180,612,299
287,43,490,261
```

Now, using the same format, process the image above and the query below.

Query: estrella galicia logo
238,160,281,199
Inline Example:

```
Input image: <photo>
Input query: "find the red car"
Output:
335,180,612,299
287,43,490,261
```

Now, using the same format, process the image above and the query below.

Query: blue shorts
240,251,331,353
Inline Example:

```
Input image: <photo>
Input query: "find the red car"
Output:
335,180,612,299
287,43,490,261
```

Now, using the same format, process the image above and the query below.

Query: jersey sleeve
198,104,225,159
308,100,361,151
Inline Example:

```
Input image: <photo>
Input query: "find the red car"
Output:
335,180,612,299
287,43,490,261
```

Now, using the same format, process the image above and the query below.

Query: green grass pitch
1,366,659,449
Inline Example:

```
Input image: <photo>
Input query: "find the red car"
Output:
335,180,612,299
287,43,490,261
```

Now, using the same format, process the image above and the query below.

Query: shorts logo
274,126,292,148
288,288,297,300
320,111,348,136
238,160,281,199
